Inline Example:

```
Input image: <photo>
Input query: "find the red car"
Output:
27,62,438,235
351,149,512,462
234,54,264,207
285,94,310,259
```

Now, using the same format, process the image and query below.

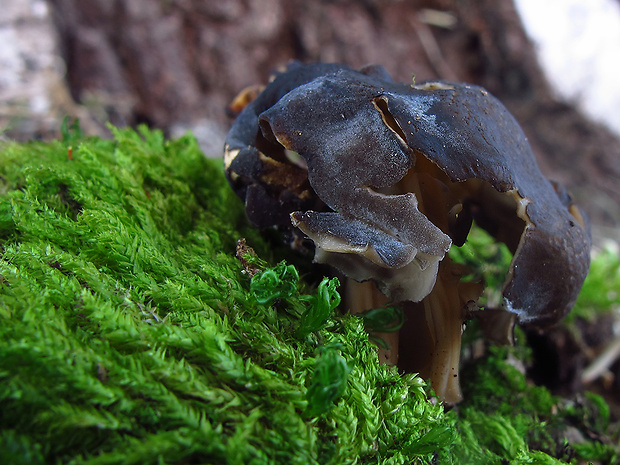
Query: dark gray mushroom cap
225,62,591,327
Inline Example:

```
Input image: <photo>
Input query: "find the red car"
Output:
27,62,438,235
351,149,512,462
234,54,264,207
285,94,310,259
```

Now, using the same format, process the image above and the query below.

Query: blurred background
1,0,619,243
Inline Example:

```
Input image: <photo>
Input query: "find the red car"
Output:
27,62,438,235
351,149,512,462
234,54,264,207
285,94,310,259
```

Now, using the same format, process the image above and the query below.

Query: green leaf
358,305,404,333
60,116,84,144
304,344,351,417
402,424,456,456
296,277,340,338
250,262,299,305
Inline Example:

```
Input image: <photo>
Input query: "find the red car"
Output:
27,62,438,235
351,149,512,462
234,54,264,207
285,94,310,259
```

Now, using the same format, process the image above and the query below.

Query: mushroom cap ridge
225,63,591,327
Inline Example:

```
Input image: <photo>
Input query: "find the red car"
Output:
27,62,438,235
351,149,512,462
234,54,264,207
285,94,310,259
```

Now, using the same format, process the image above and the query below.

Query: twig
581,335,620,384
410,14,458,81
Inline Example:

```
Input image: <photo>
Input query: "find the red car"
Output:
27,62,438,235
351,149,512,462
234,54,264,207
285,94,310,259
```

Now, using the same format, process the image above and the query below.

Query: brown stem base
346,256,482,404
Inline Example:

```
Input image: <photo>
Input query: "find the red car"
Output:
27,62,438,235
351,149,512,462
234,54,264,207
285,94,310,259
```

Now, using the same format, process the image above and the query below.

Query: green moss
2,124,619,464
448,341,565,463
440,337,620,464
449,219,620,464
0,126,448,464
449,224,513,308
568,244,620,322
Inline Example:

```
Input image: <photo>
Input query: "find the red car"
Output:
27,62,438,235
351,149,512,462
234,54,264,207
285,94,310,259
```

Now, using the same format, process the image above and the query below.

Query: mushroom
224,62,591,403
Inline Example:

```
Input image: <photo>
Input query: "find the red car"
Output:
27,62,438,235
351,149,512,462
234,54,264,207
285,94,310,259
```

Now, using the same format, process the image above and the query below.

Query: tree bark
38,0,620,231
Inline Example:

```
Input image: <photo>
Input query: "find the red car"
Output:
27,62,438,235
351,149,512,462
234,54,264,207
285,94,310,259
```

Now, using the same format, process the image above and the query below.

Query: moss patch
1,125,618,464
0,126,450,464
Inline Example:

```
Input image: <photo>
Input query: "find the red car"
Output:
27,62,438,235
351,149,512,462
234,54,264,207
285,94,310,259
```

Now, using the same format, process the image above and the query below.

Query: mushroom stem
345,280,396,365
346,255,481,404
398,256,482,403
419,256,467,403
